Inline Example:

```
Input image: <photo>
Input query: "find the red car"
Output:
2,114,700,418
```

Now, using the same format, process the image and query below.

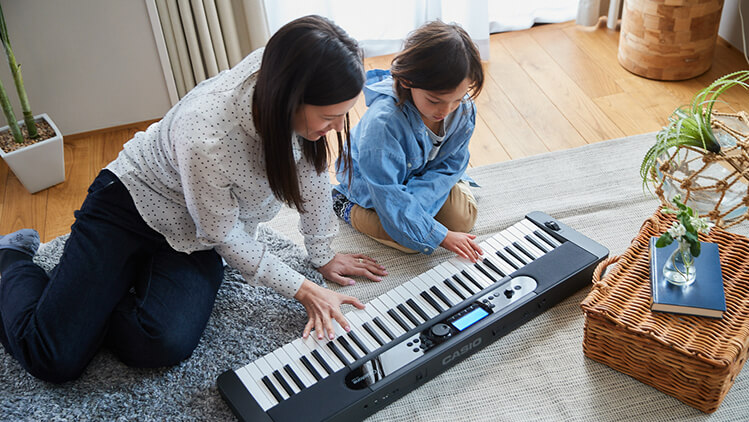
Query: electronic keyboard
218,211,609,421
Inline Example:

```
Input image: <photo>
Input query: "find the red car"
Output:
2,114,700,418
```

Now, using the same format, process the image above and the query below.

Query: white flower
690,216,714,234
667,221,686,239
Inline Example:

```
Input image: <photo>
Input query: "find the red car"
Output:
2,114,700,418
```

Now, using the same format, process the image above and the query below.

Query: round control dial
430,323,451,338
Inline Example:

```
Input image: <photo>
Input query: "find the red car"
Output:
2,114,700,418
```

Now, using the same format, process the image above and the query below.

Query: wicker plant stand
652,111,749,229
581,208,749,413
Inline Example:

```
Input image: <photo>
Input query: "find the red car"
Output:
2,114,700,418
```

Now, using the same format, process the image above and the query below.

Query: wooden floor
3,20,749,242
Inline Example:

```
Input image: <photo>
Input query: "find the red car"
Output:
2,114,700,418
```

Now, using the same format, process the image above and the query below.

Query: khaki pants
350,182,478,253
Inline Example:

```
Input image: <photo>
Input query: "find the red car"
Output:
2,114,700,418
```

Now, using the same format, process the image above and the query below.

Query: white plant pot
0,113,65,194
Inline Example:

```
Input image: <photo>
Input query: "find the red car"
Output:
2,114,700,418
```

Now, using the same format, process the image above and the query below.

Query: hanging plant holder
651,111,749,228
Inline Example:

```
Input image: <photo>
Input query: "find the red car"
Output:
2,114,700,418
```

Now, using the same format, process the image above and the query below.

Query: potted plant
0,3,64,194
640,70,749,228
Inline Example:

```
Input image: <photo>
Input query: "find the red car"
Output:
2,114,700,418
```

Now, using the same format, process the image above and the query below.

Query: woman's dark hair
253,15,364,212
391,21,484,106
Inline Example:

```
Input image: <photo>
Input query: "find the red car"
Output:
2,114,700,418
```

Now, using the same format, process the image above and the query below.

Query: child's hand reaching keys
441,231,483,262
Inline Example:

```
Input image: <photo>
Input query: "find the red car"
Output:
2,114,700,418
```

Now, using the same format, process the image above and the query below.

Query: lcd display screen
451,307,489,331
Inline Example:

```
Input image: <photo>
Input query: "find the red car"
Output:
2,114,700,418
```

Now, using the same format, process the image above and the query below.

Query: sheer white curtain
264,0,579,60
576,0,623,29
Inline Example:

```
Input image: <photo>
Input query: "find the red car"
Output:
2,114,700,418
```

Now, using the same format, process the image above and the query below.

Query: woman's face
409,78,470,129
293,96,359,141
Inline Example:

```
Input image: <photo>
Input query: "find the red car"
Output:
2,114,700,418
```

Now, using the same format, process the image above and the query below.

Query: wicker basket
581,209,749,413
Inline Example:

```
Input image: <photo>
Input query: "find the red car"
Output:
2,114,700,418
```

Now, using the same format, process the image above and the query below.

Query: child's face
409,78,470,129
293,95,359,141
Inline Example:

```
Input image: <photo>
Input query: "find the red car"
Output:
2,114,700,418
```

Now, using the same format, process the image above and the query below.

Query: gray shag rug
0,225,318,421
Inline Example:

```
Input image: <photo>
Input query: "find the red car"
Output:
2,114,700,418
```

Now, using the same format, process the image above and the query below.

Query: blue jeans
0,170,224,383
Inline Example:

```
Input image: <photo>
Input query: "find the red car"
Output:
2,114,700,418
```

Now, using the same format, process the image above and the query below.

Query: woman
0,15,385,383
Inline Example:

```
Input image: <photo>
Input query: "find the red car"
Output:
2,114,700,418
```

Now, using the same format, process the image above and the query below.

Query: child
333,20,485,262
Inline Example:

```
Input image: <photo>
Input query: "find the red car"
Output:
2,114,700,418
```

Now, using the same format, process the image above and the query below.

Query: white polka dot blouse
106,48,337,298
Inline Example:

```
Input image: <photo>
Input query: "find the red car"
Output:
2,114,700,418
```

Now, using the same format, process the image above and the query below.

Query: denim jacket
336,69,476,254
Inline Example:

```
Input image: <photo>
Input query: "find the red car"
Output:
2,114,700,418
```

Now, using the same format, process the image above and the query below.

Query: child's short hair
391,20,484,106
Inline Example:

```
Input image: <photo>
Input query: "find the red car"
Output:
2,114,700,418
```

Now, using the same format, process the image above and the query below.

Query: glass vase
656,115,748,224
662,240,697,286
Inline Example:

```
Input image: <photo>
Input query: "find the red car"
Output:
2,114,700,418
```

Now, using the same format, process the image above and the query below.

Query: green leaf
690,240,701,257
656,233,673,248
680,213,695,233
684,231,699,246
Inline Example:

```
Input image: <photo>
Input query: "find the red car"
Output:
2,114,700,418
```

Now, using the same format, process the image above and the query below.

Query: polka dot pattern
106,48,337,298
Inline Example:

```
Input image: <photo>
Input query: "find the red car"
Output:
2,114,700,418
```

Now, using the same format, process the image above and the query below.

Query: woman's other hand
318,253,387,286
441,230,483,262
294,279,365,340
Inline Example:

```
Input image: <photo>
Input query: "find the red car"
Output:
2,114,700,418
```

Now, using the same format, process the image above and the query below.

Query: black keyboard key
362,322,386,346
474,262,498,282
430,285,454,307
495,250,519,270
461,270,485,290
337,336,360,361
406,298,430,322
525,234,549,253
420,291,445,313
327,341,350,365
513,241,536,260
373,317,396,340
347,331,371,355
261,375,284,402
311,349,334,375
443,278,467,300
300,355,322,381
452,274,475,294
387,309,411,331
534,229,558,249
284,364,306,391
504,246,528,265
273,369,295,396
397,303,421,327
481,258,506,278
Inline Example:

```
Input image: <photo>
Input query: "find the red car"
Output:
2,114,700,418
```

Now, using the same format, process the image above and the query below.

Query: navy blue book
649,237,726,318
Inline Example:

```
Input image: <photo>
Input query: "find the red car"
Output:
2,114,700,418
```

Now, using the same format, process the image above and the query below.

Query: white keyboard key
399,282,440,319
265,352,301,394
236,364,275,411
370,298,406,336
506,226,544,258
363,304,399,341
254,356,290,400
279,343,315,387
290,338,328,380
344,312,379,352
301,335,344,372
